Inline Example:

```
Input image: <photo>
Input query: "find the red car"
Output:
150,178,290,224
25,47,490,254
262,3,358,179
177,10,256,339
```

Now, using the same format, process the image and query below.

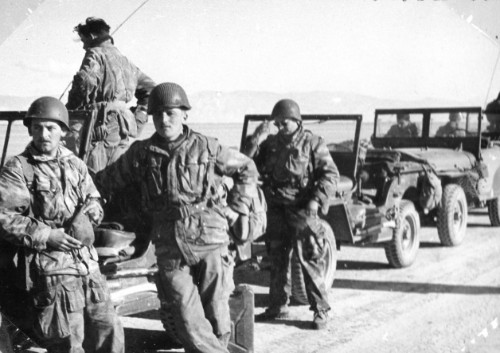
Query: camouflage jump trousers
156,244,234,353
33,271,124,353
266,205,331,313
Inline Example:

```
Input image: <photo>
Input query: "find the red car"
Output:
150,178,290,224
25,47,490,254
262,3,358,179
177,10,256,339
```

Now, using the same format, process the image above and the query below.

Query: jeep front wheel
291,219,337,305
487,198,500,227
437,184,468,246
384,200,420,268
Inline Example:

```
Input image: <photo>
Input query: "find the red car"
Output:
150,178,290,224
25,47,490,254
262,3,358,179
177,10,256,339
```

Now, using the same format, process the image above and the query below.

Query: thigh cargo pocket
33,277,84,339
89,272,109,303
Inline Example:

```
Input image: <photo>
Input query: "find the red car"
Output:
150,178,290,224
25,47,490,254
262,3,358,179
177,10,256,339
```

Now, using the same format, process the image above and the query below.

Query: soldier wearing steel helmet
0,97,124,353
96,82,259,352
247,99,339,329
385,113,420,137
485,94,500,133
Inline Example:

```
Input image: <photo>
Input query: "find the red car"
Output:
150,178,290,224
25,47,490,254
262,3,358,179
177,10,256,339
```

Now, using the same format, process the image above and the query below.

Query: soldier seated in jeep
435,112,466,137
385,113,420,137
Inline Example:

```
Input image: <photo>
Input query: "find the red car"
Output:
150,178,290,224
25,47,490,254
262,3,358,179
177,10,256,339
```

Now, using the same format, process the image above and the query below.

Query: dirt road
121,208,500,353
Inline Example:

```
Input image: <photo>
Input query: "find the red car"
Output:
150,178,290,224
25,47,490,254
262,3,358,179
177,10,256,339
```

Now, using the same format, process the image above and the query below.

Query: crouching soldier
247,99,339,329
95,82,259,352
0,97,124,353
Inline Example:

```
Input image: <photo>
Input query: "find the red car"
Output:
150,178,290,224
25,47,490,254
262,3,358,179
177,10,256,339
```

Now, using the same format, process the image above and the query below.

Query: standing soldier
246,99,339,329
0,97,124,353
96,82,259,352
66,17,156,174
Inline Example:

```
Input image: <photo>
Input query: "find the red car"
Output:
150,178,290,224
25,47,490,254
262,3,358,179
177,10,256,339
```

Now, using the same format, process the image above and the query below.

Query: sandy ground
122,208,500,353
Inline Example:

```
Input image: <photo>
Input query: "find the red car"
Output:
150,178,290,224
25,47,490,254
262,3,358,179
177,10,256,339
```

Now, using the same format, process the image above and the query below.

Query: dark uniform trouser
156,245,233,353
34,271,124,353
266,205,331,313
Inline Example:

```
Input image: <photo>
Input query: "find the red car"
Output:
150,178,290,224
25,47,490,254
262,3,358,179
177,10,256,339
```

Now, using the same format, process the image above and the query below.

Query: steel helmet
24,96,69,130
271,99,301,121
147,82,191,114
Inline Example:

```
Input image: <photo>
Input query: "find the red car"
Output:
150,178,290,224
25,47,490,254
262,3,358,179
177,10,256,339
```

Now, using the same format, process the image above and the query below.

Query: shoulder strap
17,155,35,189
201,135,218,201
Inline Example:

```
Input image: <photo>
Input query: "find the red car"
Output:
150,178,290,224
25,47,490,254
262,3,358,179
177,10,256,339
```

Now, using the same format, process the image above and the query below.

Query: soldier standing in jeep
247,99,339,330
66,17,156,174
95,82,259,352
0,97,124,353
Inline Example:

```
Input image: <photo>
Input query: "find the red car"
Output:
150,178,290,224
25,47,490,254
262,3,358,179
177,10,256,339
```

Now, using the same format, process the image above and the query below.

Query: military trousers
33,271,124,353
156,244,234,353
266,205,331,313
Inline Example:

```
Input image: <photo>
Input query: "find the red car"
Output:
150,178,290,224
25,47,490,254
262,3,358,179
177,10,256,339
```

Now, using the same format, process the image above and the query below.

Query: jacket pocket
285,149,310,183
177,155,208,196
199,208,229,245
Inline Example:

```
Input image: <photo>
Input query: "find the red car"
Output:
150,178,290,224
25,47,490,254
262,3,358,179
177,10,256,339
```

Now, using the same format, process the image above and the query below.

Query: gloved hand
47,228,82,251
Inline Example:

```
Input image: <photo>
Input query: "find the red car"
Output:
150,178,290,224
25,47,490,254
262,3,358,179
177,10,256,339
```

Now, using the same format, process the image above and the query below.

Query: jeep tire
384,200,420,268
487,198,500,227
291,219,337,305
437,184,468,246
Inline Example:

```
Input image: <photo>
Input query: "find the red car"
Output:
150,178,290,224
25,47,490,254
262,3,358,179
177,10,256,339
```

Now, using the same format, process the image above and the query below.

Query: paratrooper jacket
253,126,339,214
96,126,259,265
67,37,156,141
0,144,102,290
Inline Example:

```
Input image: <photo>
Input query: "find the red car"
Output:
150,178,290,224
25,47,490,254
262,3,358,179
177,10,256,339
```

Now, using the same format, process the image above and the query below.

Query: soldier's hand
82,201,103,224
47,228,82,251
223,206,240,226
306,199,319,218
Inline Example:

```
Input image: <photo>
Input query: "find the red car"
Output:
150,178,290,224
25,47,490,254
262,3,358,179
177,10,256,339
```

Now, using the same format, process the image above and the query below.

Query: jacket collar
86,35,114,49
25,143,73,162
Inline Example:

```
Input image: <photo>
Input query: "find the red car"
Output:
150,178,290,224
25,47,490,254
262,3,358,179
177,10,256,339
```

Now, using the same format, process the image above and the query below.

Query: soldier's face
153,108,187,141
274,118,299,136
78,33,93,50
31,120,66,157
397,119,410,128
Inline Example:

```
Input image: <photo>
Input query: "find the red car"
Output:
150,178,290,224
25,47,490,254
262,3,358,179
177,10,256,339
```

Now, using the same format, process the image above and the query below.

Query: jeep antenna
59,0,151,100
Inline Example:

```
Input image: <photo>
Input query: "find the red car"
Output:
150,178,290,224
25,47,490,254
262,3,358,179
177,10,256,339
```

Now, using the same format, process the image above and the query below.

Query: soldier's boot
311,310,329,330
255,305,290,322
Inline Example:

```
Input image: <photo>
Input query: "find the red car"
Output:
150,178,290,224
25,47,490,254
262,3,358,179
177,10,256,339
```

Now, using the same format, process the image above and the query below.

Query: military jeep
361,107,500,250
0,110,254,353
240,114,421,303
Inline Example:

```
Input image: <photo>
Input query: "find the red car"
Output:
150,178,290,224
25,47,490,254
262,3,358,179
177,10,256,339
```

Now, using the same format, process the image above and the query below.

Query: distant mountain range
0,91,466,123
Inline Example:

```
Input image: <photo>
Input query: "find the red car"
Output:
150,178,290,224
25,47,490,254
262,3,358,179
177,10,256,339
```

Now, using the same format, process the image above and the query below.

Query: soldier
485,94,500,133
95,82,259,352
246,99,339,330
66,17,156,174
385,113,420,137
0,97,124,353
435,112,466,137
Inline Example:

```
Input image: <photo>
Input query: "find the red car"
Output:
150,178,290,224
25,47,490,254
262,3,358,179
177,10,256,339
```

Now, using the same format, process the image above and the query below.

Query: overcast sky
1,0,499,106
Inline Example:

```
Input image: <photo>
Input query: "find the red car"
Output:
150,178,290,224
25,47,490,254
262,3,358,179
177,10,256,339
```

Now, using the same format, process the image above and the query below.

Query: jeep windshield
372,107,483,159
